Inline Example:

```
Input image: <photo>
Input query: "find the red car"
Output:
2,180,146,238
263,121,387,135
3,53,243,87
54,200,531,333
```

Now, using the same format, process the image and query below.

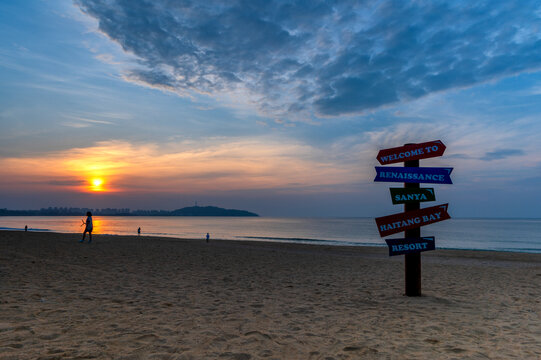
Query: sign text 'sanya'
390,188,435,204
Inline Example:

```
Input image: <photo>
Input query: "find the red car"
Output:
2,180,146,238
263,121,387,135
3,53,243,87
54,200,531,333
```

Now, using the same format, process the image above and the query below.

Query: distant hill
170,206,258,217
0,206,259,217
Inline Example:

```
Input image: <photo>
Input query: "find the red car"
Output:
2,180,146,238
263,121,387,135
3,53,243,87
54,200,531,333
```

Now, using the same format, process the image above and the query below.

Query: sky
1,0,541,217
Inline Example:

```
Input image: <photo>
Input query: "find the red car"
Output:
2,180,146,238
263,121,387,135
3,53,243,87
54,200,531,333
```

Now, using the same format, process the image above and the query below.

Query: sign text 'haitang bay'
377,140,446,165
375,204,450,237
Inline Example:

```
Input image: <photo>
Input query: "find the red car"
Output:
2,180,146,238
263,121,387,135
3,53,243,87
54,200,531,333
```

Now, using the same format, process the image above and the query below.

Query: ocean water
1,216,540,253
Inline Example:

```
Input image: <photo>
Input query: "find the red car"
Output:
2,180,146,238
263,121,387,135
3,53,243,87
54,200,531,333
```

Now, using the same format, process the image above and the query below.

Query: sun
90,178,105,192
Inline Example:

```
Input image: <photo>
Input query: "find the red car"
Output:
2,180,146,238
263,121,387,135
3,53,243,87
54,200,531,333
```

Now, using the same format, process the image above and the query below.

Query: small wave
0,227,51,232
488,247,541,254
239,235,344,243
436,246,541,254
240,235,328,241
237,235,378,247
144,232,178,236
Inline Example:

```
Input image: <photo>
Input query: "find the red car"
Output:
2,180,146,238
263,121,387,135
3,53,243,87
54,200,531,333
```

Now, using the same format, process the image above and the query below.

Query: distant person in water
206,232,210,243
138,227,141,235
79,211,93,243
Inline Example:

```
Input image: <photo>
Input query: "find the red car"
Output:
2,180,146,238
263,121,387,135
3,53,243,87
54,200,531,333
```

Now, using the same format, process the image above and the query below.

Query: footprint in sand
218,352,252,360
243,330,271,340
38,333,60,340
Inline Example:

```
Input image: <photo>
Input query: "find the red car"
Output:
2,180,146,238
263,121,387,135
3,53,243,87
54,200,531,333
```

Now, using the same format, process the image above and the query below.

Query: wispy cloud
481,148,525,161
60,114,116,128
63,114,114,125
75,0,541,119
94,53,122,65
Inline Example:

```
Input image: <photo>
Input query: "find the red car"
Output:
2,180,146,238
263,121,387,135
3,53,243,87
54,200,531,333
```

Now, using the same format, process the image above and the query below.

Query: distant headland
0,206,259,217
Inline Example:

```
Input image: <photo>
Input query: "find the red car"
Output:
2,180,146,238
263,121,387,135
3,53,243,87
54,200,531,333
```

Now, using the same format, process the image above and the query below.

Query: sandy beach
1,230,540,359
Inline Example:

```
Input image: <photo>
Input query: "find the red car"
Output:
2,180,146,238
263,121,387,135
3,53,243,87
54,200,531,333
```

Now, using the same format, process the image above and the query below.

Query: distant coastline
0,206,259,217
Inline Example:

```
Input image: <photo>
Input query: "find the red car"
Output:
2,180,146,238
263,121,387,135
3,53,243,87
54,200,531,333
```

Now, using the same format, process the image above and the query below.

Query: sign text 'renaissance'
374,167,453,184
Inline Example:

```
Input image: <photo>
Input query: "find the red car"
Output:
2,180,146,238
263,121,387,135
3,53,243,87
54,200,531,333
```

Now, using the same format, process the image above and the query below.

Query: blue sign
374,167,453,184
385,237,435,256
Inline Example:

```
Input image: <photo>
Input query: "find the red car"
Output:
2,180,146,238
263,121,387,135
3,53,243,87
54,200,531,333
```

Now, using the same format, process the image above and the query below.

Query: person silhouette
25,225,28,232
79,211,93,243
206,232,210,243
138,227,141,235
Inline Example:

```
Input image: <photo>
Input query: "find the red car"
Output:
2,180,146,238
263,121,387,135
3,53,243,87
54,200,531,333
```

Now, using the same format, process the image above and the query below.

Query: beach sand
1,230,540,359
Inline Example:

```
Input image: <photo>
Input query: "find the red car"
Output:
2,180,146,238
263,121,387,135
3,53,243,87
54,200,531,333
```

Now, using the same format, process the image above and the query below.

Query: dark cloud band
76,0,541,117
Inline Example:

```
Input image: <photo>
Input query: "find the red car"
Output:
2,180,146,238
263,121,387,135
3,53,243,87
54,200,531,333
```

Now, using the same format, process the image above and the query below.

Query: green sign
389,188,435,205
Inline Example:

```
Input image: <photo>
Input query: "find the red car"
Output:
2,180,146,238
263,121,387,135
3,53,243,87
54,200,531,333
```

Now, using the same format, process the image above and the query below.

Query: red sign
377,140,446,165
375,204,450,237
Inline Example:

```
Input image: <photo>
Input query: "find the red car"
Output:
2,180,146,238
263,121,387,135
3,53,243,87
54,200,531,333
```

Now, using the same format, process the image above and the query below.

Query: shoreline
2,228,541,255
1,230,540,358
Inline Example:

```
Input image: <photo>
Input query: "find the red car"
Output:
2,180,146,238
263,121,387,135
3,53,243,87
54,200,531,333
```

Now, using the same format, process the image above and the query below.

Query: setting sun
90,178,104,192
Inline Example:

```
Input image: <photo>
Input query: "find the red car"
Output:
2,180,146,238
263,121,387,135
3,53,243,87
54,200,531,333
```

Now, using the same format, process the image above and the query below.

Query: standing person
80,211,93,243
138,227,141,235
24,225,28,232
206,232,210,243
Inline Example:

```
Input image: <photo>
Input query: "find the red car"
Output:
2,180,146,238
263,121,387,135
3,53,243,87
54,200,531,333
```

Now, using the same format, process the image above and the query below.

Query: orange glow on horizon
0,139,368,195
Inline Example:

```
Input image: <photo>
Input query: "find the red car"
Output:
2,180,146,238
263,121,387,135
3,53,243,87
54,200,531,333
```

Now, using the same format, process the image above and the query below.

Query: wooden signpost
374,140,452,296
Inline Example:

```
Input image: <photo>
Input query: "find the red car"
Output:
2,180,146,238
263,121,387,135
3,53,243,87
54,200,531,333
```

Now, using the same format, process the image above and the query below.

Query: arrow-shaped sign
375,204,450,237
374,167,453,184
390,188,435,204
377,140,446,165
385,237,435,256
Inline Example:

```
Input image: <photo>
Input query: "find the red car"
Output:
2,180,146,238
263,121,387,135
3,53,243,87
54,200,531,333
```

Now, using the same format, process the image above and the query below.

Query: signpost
404,159,422,296
374,167,453,184
373,140,452,296
390,188,435,204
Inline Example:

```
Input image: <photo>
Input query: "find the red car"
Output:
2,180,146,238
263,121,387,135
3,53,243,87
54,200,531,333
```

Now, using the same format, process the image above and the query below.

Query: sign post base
405,252,421,296
405,157,421,297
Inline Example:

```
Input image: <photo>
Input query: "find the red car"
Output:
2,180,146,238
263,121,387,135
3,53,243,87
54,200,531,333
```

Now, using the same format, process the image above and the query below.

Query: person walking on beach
206,232,210,243
138,227,141,235
80,211,93,243
25,225,28,232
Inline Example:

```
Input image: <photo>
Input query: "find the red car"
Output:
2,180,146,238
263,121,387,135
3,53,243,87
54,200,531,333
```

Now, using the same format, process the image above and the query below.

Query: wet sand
1,230,540,359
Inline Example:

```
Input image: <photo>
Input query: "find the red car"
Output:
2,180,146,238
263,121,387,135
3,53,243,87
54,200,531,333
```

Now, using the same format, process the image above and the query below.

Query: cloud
445,153,474,160
94,53,122,65
47,179,87,186
60,113,117,128
0,138,368,194
481,148,525,161
75,0,541,118
63,114,114,125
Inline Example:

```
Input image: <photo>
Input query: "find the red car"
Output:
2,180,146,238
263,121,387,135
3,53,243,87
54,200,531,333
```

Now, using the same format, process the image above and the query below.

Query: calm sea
1,216,540,253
